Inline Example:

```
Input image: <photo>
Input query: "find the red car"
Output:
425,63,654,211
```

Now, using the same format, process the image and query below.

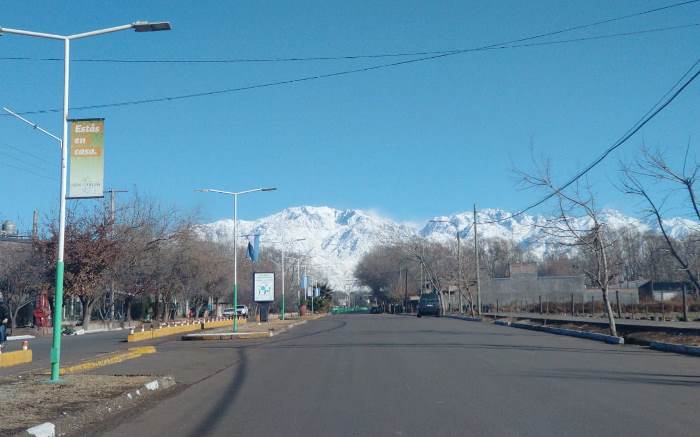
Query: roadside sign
254,272,275,302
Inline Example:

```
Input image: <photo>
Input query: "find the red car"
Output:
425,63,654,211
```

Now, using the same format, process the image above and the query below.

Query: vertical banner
254,272,275,302
69,118,104,198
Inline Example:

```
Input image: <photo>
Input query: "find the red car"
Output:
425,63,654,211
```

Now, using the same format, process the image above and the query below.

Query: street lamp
196,187,276,332
0,21,171,381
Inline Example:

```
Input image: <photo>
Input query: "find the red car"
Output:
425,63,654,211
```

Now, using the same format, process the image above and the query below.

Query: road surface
93,314,700,437
1,328,138,376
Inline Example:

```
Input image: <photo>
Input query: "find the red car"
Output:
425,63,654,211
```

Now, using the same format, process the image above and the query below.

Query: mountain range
198,206,698,288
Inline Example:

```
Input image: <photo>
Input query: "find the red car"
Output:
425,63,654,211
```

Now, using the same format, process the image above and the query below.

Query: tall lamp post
0,21,171,381
196,187,276,332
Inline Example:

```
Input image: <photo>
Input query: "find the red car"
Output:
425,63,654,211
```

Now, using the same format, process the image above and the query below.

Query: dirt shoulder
0,373,168,436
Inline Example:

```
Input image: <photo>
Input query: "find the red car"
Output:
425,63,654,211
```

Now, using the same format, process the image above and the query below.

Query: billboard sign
69,118,104,198
254,272,275,302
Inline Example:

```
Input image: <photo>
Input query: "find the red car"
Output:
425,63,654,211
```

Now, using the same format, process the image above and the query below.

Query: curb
445,315,483,322
0,348,32,368
649,341,700,357
7,335,36,341
181,319,308,341
508,321,624,345
182,331,271,341
59,346,156,375
21,376,175,437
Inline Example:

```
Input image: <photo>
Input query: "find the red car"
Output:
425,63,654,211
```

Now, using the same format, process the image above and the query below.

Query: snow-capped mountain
198,205,698,288
199,206,414,289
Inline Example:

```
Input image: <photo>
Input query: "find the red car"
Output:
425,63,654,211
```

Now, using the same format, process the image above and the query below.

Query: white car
235,305,249,317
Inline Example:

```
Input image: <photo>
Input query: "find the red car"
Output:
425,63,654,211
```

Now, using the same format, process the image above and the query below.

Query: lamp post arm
3,107,63,145
68,24,135,40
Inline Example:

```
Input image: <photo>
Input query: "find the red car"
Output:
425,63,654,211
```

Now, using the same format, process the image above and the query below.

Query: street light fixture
196,187,277,332
1,21,171,382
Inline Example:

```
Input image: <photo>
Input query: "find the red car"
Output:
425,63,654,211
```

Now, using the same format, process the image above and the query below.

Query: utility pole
457,230,463,314
682,283,689,322
296,258,301,312
474,204,481,316
32,209,39,240
105,188,127,328
404,268,408,313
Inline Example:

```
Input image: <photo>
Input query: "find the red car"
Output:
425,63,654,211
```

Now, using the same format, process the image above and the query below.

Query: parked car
236,305,249,317
417,293,440,317
222,307,237,318
369,306,382,314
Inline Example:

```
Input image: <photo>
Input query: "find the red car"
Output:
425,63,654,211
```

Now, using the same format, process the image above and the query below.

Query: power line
0,142,52,165
0,161,56,181
0,147,53,171
477,58,700,225
4,23,699,117
1,0,697,64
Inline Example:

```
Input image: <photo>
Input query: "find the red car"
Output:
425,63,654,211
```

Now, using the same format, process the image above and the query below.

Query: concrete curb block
7,335,36,341
0,348,32,368
649,341,700,357
21,377,175,437
25,422,54,437
182,331,271,341
509,322,624,345
494,320,512,327
181,319,309,341
445,315,483,322
59,346,156,375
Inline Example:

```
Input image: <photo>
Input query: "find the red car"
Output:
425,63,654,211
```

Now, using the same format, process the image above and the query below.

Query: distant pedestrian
0,302,8,347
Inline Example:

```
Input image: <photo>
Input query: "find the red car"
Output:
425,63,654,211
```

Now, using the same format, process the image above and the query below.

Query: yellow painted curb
127,319,248,342
60,346,156,375
0,349,32,368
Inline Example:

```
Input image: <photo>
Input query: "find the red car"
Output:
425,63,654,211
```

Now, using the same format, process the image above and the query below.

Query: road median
127,318,247,342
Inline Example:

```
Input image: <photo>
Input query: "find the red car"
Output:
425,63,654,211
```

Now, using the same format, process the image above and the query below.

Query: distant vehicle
222,308,236,318
369,306,382,314
417,294,440,317
236,305,249,317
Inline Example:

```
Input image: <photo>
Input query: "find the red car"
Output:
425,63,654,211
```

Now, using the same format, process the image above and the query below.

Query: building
480,262,586,305
638,281,693,302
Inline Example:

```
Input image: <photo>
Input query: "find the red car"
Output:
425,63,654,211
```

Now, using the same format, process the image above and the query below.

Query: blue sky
1,1,699,230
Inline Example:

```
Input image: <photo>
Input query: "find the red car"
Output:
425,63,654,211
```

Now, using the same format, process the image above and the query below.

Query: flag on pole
300,275,308,290
247,234,260,263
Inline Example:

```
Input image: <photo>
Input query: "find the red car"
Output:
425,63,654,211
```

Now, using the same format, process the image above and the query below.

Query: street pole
281,248,285,320
457,230,462,314
0,21,171,382
474,204,481,316
233,194,238,332
296,258,301,312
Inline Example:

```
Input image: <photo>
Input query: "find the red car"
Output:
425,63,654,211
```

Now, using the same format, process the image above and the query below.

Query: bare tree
519,162,620,336
621,146,700,292
0,243,45,332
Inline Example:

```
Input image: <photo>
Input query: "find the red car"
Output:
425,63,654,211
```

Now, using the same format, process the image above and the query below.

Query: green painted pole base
50,260,65,381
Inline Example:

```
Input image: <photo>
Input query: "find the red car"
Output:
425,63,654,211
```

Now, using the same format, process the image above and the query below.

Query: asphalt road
0,328,136,376
93,314,700,437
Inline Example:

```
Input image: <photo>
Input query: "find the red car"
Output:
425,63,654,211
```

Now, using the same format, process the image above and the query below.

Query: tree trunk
10,307,19,334
81,297,94,331
601,288,618,337
124,296,133,322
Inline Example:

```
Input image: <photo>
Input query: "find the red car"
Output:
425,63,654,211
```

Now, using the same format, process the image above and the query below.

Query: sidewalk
484,312,700,332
